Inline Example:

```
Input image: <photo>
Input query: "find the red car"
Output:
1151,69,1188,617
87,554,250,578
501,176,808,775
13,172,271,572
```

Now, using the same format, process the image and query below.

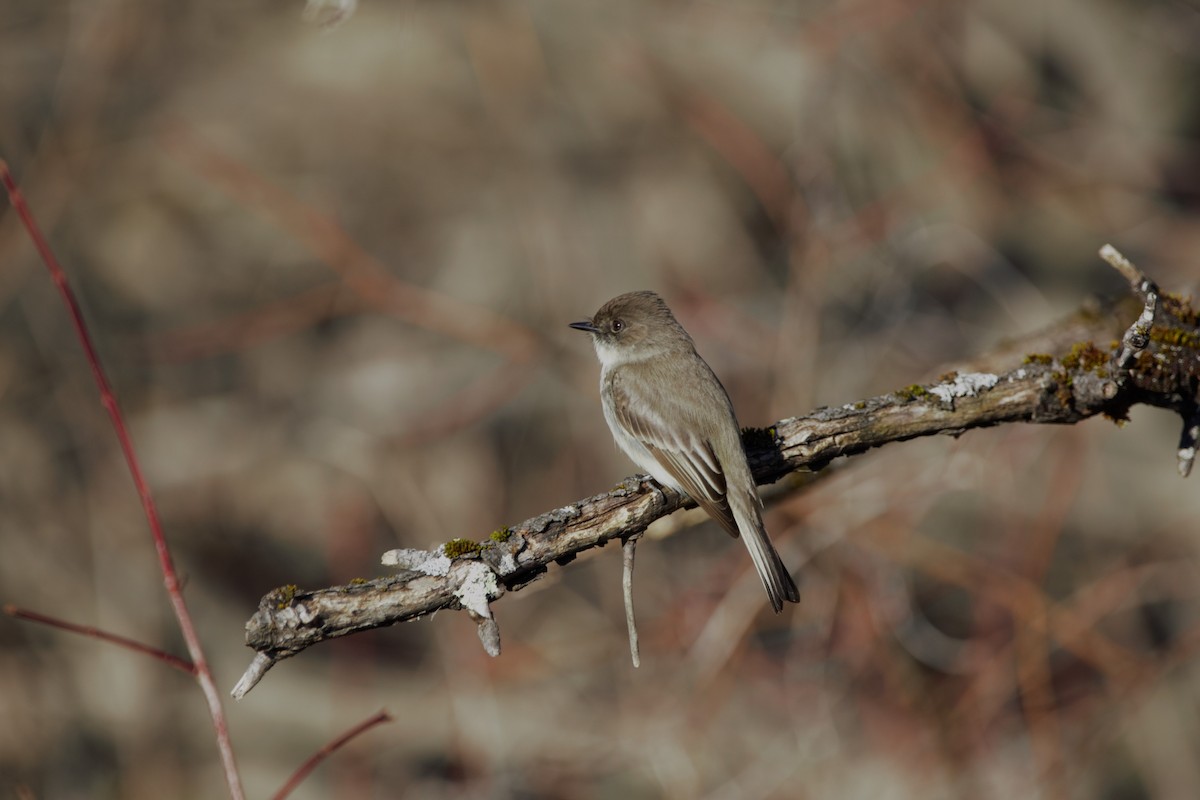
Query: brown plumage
571,291,799,612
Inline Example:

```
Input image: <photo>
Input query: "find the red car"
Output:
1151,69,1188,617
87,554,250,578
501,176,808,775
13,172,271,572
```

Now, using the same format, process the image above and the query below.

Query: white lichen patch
381,548,452,577
492,550,519,575
454,561,500,619
273,604,317,627
929,372,999,405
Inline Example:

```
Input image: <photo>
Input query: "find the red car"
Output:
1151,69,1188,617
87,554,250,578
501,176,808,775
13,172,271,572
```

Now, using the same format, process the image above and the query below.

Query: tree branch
234,249,1198,697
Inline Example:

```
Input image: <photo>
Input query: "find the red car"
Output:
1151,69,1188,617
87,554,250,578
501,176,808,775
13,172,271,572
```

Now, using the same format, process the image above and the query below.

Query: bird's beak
569,319,600,334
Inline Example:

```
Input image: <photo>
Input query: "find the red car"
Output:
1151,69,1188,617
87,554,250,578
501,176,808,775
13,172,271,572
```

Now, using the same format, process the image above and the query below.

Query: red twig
4,604,197,676
0,160,246,800
272,709,394,800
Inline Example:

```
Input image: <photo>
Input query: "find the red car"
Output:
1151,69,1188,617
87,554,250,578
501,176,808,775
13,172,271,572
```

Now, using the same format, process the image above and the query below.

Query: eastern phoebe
570,291,800,612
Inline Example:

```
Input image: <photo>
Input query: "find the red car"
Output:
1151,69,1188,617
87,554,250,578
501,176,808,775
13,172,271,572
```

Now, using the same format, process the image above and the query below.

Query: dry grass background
2,1,1200,798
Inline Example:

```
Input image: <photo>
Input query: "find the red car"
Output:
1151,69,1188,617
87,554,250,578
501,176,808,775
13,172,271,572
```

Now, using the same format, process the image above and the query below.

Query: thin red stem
0,160,246,800
4,604,197,676
272,710,394,800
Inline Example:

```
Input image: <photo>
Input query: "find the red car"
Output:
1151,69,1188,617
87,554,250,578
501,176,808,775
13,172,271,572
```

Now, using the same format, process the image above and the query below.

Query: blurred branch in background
270,708,392,800
162,128,547,449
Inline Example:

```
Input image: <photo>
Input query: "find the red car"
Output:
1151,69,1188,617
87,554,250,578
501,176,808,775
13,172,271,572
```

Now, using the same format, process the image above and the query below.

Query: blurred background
2,0,1200,797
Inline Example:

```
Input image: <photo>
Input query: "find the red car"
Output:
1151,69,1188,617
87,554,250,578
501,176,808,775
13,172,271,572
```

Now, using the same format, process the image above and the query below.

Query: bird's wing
610,380,740,539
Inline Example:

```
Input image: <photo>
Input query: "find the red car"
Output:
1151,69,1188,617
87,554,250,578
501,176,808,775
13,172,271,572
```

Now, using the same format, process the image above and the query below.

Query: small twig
272,709,393,800
1179,406,1199,479
622,536,641,668
1100,244,1158,373
4,605,197,676
0,160,245,800
231,652,277,700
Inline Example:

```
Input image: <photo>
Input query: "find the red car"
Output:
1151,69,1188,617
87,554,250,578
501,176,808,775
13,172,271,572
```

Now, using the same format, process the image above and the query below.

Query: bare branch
235,259,1199,696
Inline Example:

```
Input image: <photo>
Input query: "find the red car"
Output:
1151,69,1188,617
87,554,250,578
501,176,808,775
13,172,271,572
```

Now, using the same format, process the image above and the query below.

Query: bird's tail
732,496,800,613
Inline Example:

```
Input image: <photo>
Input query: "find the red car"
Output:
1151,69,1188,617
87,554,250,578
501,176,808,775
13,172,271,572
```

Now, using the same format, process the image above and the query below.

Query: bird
570,290,799,612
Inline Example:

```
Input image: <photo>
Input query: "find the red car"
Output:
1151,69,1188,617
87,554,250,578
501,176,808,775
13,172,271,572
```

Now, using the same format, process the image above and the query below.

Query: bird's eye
611,319,624,333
